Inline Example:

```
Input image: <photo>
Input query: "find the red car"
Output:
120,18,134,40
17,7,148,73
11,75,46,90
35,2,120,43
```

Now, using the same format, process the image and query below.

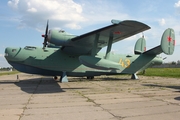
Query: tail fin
134,37,146,54
143,28,175,55
161,28,175,55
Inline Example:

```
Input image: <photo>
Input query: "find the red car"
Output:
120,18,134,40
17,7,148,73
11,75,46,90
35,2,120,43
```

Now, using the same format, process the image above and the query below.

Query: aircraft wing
61,20,150,55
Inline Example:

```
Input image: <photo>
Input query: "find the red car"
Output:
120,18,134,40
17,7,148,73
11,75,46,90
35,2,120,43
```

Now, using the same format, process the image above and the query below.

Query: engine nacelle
48,29,76,46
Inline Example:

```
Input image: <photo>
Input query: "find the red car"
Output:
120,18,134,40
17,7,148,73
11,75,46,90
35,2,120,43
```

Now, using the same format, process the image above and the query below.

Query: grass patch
140,68,180,78
0,71,19,76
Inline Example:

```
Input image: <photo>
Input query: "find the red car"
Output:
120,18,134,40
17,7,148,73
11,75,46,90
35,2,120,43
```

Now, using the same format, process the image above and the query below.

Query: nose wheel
53,76,58,80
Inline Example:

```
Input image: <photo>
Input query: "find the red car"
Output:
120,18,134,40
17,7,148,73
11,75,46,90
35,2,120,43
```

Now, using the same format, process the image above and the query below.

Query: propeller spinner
42,20,49,49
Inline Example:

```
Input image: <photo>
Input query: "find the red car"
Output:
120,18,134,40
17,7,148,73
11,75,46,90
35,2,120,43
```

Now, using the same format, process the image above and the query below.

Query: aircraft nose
4,47,20,61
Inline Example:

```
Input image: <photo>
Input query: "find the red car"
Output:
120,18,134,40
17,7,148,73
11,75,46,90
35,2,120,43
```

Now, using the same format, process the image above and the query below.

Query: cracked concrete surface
0,73,180,120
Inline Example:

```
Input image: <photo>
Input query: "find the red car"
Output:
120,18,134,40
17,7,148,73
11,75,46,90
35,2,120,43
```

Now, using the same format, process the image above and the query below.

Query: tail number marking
119,59,131,68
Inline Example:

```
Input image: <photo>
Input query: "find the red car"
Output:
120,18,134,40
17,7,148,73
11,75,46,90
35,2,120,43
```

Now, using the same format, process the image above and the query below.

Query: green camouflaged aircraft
4,20,175,82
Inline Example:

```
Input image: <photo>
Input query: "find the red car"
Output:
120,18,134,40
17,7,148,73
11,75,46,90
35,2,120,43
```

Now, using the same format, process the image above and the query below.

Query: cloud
175,0,180,8
158,18,166,26
8,0,86,30
175,0,180,14
8,0,19,9
7,0,129,31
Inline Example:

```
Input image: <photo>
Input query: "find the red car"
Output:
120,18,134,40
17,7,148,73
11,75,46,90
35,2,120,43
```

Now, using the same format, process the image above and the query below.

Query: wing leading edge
62,20,150,55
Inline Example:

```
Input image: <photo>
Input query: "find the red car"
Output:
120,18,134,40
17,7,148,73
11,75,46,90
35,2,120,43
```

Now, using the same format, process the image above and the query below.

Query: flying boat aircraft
4,19,175,82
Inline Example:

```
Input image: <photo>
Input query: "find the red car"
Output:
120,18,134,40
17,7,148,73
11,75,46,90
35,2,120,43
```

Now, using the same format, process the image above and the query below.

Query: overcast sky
0,0,180,67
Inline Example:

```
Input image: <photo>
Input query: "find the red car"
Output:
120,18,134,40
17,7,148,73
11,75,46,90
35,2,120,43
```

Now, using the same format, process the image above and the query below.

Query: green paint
4,20,175,79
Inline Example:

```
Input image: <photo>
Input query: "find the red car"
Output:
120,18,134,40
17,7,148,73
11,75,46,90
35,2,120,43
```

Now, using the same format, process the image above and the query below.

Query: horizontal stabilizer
143,45,162,55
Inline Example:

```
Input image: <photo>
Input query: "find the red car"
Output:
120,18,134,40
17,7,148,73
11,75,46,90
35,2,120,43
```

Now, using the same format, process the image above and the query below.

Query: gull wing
61,20,150,55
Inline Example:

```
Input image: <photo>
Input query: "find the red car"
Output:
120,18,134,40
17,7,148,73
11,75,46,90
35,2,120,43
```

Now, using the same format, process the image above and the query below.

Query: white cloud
7,0,129,31
8,0,86,30
175,0,180,14
175,0,180,8
27,7,37,13
8,0,19,9
158,18,166,26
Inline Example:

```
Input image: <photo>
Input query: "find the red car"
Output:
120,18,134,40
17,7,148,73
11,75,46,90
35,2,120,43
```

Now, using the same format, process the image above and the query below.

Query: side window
12,49,16,52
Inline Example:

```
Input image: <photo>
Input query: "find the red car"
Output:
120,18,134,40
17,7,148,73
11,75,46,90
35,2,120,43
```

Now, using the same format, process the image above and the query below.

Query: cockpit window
59,30,65,33
24,46,36,50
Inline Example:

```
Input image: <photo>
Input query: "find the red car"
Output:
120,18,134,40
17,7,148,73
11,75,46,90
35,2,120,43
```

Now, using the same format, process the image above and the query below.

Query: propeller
42,20,49,49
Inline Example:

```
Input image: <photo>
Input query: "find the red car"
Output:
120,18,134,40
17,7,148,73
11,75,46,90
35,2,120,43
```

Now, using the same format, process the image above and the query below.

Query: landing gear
131,73,138,80
87,76,94,79
60,71,68,83
53,72,69,83
53,76,58,80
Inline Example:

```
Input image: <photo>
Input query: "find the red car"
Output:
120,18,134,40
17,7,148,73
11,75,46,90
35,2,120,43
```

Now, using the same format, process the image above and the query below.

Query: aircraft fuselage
4,46,162,77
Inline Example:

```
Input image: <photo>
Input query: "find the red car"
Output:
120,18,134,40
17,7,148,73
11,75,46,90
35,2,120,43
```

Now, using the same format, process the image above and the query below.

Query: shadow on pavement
143,84,180,101
0,77,90,94
69,76,131,82
15,77,65,94
143,84,180,91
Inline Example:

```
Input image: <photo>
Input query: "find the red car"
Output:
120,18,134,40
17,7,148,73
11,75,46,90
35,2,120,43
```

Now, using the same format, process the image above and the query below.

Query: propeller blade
45,20,49,37
43,20,49,49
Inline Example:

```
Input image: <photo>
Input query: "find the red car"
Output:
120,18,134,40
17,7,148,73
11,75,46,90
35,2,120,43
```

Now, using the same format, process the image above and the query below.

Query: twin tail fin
135,28,175,55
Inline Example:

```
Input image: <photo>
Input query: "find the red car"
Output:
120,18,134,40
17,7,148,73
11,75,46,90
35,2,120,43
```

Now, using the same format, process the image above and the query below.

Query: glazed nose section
4,47,20,60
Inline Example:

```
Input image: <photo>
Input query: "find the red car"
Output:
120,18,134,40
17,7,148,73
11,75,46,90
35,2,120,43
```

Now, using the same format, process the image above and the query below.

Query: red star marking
167,36,172,42
114,31,121,34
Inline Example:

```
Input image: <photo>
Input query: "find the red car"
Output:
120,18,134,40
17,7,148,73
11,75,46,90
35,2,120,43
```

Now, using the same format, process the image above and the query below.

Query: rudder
134,37,146,54
161,28,175,55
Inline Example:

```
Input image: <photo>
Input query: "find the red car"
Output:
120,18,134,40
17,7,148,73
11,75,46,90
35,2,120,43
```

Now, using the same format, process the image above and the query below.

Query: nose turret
4,47,21,61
